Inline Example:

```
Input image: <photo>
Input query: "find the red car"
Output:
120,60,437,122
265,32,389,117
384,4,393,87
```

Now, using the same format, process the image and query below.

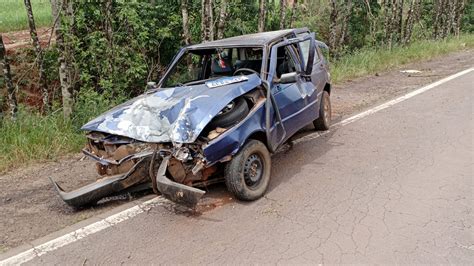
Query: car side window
275,45,300,79
299,40,320,67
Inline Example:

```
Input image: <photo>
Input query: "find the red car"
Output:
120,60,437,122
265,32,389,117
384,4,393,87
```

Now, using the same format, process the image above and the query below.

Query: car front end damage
50,75,268,208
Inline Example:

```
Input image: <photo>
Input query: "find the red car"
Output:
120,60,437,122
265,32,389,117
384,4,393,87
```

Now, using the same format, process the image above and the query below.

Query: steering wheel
233,68,260,77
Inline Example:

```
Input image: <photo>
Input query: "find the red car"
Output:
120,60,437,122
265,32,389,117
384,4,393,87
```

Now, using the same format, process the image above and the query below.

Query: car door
267,34,318,146
296,35,326,122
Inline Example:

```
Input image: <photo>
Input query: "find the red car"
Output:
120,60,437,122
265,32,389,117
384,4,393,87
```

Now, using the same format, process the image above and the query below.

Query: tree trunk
24,0,49,112
397,0,404,43
441,0,451,38
448,0,459,36
328,0,338,52
216,0,228,39
258,0,267,32
201,0,214,42
279,0,286,29
50,0,59,24
433,0,442,39
451,0,459,36
289,0,298,28
454,0,465,37
387,0,398,49
402,0,419,45
338,0,352,47
0,35,18,119
53,0,74,118
363,0,377,46
382,0,392,46
181,0,192,45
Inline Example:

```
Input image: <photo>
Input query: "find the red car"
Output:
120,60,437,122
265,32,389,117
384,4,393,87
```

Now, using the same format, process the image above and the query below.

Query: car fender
203,100,267,164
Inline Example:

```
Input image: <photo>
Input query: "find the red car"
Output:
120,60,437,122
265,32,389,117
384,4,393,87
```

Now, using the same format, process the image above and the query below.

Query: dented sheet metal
82,74,261,143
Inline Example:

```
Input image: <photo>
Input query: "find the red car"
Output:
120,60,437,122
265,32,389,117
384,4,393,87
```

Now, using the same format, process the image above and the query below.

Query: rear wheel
224,140,271,201
313,91,331,130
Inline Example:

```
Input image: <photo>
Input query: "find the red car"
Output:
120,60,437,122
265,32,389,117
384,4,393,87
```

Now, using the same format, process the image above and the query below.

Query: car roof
187,28,310,49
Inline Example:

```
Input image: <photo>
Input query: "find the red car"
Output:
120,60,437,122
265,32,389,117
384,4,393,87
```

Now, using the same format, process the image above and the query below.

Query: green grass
331,34,474,83
0,109,85,172
0,34,472,172
0,0,52,32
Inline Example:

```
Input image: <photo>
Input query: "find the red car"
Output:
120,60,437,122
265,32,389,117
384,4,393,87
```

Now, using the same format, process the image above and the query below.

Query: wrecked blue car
50,28,332,208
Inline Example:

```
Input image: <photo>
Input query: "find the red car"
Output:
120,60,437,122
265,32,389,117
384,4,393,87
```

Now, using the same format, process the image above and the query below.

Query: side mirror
279,72,298,84
146,81,157,90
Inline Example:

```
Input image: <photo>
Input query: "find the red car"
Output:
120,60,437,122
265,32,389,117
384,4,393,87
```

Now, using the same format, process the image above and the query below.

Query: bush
0,89,116,172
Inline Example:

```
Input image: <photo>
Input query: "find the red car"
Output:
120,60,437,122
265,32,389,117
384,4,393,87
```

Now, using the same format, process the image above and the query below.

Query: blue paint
82,74,261,143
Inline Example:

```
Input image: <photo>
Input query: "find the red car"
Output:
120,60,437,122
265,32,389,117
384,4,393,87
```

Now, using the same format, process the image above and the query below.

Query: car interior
163,45,301,87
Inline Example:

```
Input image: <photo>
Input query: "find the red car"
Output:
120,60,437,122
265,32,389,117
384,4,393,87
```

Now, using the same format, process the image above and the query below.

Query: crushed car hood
81,74,261,143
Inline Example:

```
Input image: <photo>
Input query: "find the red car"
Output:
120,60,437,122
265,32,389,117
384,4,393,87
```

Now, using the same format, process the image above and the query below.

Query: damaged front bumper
50,153,207,208
155,156,206,208
49,156,152,207
50,134,208,208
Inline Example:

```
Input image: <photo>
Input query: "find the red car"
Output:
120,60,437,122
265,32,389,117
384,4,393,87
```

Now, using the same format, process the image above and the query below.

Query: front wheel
224,140,271,201
313,91,331,130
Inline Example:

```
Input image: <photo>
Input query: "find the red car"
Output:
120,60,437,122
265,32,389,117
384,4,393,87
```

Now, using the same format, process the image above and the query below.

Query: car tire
313,91,331,130
224,139,271,201
208,97,249,129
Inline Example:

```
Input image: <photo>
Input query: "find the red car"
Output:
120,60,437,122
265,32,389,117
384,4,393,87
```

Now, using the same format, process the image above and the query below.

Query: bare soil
3,27,53,50
0,49,472,253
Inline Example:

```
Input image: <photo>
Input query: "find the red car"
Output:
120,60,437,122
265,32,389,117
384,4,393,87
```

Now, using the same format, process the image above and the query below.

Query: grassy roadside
0,110,85,172
0,0,52,32
331,34,474,83
0,34,473,173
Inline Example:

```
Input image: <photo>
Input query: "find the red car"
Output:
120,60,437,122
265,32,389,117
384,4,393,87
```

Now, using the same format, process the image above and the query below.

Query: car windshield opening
162,47,263,87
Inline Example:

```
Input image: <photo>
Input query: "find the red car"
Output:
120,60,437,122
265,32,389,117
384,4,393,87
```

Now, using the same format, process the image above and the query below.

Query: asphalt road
26,71,473,264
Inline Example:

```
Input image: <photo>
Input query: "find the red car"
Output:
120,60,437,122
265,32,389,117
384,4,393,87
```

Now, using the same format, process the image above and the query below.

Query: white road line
0,197,167,266
293,67,473,144
1,67,472,265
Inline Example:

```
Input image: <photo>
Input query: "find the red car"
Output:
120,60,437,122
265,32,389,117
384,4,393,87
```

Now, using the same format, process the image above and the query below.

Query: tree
52,0,74,118
24,0,49,112
201,0,214,42
279,0,286,29
387,0,399,48
181,0,192,45
363,0,377,46
289,0,298,28
328,0,339,51
328,0,352,55
216,0,228,39
0,35,18,119
454,0,465,36
338,0,352,47
403,0,420,44
396,0,405,42
258,0,267,32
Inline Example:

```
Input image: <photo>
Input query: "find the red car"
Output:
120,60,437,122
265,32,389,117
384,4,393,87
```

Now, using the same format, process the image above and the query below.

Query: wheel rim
243,153,264,189
218,101,234,115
